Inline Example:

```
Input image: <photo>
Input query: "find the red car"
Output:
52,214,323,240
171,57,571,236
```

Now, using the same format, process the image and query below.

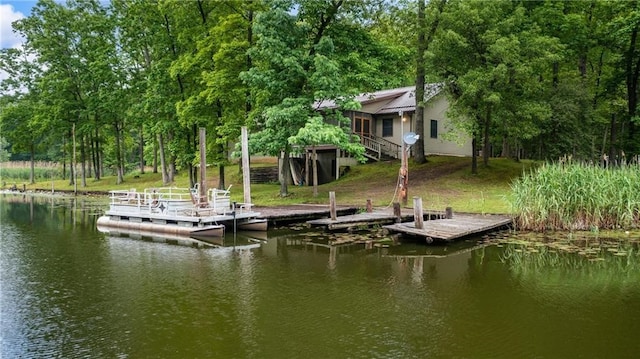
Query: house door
353,117,371,137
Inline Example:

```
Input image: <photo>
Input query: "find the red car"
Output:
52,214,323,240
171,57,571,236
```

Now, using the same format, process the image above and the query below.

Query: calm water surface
1,194,640,358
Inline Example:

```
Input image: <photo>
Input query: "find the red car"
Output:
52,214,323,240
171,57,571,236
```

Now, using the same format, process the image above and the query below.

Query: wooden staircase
360,134,401,161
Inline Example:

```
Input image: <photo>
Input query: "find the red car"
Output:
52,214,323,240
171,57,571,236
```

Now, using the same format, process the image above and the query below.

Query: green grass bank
3,156,536,214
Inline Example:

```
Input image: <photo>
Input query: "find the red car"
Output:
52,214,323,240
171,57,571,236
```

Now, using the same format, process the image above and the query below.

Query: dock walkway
383,214,512,242
306,208,443,231
307,212,401,230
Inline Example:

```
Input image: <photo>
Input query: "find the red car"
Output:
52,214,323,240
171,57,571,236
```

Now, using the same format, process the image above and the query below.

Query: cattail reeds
510,159,640,231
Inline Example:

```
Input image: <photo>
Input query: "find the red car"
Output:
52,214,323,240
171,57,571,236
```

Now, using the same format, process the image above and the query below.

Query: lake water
2,194,640,358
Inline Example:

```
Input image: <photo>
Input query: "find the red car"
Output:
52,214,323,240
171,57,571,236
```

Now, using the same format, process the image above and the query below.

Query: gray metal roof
314,83,444,114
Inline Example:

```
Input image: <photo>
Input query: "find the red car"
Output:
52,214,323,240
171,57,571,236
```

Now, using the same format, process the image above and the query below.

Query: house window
382,119,393,137
430,119,438,139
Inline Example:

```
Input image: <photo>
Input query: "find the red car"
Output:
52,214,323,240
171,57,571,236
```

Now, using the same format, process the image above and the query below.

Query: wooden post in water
329,191,337,220
393,202,401,223
199,128,207,204
241,126,251,204
445,206,453,219
413,197,424,229
366,199,373,213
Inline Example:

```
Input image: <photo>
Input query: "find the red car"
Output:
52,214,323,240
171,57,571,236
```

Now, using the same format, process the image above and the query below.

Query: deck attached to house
383,214,512,242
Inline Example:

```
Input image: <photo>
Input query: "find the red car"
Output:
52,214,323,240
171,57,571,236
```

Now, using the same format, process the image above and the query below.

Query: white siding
421,95,472,157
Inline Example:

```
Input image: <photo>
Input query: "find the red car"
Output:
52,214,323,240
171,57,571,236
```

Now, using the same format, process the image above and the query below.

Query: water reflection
2,194,640,358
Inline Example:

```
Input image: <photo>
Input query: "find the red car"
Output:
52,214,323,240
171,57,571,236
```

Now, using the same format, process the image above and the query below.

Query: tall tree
243,0,362,196
427,0,561,173
414,0,446,163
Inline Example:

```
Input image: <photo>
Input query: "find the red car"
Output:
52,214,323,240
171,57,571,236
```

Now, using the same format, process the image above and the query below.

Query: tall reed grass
510,158,640,231
0,161,62,183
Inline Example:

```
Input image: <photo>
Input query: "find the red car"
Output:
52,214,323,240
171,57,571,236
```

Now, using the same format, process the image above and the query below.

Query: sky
0,0,35,49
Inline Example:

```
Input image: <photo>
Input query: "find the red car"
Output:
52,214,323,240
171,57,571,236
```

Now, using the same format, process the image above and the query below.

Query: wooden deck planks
383,214,512,241
307,212,401,230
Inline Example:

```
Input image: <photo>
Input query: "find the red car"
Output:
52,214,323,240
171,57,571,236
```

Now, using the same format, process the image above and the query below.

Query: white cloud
0,4,26,49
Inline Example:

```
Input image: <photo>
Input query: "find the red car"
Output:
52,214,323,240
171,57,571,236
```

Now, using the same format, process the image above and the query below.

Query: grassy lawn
9,156,538,214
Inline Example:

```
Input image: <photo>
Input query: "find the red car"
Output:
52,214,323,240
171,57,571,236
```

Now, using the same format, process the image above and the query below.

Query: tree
245,0,410,196
414,0,446,164
427,0,561,173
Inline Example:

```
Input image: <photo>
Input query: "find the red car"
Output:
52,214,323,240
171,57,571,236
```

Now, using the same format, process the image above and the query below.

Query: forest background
1,0,639,198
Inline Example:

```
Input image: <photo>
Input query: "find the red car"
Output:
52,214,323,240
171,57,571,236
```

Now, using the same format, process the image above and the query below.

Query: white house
287,84,472,185
317,84,472,159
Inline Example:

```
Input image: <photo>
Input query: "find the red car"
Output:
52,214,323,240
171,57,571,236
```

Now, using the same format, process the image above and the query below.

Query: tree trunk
168,158,176,183
139,124,145,174
280,150,290,197
471,136,478,175
80,134,87,187
218,142,227,190
153,137,158,174
93,127,101,180
483,105,491,166
218,165,225,190
69,127,75,186
158,133,169,185
312,145,318,197
113,122,124,185
29,143,35,184
62,136,66,180
189,124,197,188
413,0,427,164
609,113,617,163
189,163,195,189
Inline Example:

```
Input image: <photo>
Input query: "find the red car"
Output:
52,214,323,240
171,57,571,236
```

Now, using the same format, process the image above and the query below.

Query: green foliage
0,137,9,162
3,0,640,191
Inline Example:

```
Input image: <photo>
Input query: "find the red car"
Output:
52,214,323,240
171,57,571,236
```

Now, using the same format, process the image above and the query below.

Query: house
289,84,472,185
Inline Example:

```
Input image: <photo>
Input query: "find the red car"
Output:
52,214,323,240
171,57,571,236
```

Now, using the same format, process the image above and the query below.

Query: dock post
413,197,424,229
393,202,401,223
329,191,337,220
241,126,251,204
366,199,373,213
445,206,453,219
199,128,208,204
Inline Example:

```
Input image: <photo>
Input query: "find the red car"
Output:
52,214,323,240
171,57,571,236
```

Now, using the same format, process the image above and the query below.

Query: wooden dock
383,214,512,242
306,208,443,231
307,212,403,230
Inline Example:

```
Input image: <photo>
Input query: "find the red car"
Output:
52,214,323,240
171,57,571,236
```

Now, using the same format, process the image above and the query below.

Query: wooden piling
199,128,207,203
413,197,424,229
329,191,337,220
445,207,453,219
393,202,401,223
241,126,251,204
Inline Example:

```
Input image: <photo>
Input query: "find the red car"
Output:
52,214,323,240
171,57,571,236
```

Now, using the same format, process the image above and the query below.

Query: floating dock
383,214,512,242
307,211,417,230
